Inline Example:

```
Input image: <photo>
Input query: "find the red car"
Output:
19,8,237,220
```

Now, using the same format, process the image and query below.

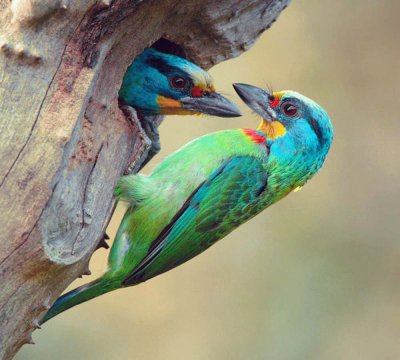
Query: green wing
123,156,268,286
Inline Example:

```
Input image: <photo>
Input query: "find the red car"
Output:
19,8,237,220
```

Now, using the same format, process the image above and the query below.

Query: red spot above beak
269,98,280,108
191,86,204,97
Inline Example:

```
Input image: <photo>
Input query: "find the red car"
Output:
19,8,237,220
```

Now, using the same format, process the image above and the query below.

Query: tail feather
40,277,117,324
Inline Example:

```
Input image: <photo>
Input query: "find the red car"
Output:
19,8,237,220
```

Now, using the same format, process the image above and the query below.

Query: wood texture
0,0,289,358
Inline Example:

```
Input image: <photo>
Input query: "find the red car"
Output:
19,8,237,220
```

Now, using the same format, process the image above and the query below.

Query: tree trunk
0,0,289,358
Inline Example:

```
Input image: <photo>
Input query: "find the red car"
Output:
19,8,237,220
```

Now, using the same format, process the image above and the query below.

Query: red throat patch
243,128,266,144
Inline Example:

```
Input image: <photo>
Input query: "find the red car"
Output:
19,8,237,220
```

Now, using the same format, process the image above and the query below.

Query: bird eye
282,102,298,117
170,76,188,90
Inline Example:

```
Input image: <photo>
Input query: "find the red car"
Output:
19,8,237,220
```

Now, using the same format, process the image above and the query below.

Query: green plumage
41,86,333,324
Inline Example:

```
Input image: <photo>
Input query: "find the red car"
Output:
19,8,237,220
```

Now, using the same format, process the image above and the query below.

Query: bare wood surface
0,0,289,358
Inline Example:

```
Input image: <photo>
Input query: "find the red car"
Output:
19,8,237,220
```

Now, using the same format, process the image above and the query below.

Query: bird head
233,83,333,155
119,48,241,117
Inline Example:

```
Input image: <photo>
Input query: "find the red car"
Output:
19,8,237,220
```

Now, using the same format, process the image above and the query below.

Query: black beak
233,83,273,121
180,92,241,118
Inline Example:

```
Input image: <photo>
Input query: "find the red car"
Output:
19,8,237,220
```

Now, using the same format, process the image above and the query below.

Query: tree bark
0,0,289,358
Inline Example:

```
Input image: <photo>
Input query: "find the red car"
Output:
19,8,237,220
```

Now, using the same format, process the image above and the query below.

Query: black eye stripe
145,57,182,76
146,56,194,93
308,116,324,146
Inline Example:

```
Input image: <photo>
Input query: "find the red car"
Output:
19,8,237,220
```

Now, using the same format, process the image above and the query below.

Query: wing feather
123,156,268,286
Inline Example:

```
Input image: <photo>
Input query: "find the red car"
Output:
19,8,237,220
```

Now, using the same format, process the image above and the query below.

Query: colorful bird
117,47,241,171
119,48,241,117
41,84,333,323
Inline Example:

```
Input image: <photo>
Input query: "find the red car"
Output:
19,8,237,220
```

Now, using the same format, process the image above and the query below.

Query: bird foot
96,232,110,250
120,105,152,174
139,114,162,168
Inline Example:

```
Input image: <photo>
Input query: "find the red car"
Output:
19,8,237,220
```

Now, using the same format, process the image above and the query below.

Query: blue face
233,84,333,153
233,83,334,193
118,48,241,117
271,91,334,154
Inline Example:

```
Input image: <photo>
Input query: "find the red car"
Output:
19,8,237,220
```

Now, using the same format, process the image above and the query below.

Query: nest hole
151,38,186,58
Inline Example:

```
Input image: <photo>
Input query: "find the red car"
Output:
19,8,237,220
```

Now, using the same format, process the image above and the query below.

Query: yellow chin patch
156,96,193,115
257,119,287,140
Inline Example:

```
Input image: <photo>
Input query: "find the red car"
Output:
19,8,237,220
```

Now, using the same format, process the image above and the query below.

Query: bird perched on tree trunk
119,48,241,118
118,47,241,170
41,83,333,324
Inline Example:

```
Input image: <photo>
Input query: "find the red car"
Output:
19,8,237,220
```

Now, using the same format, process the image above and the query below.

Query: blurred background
17,0,400,359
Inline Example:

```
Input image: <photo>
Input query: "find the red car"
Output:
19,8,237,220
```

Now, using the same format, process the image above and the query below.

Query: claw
26,335,35,345
82,266,91,276
32,320,41,329
37,297,52,312
120,105,152,174
137,114,162,169
96,233,110,250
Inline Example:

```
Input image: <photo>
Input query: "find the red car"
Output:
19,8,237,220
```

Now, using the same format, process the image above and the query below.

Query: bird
117,47,241,172
41,83,333,324
118,47,241,118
